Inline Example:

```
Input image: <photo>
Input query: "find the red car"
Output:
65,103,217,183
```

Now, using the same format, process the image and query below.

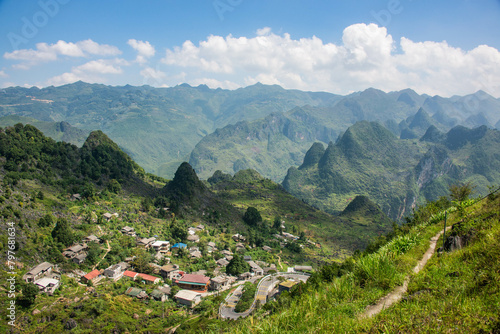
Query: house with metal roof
104,264,123,279
120,226,136,236
137,273,162,285
23,262,54,283
174,290,202,308
72,253,87,265
81,269,102,284
216,258,229,267
34,277,59,295
151,240,170,251
123,270,138,280
209,276,231,291
150,289,168,302
171,243,187,249
83,235,101,243
175,274,210,292
125,287,148,299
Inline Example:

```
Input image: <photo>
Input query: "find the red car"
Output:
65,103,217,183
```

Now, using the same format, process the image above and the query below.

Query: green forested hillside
283,121,500,220
0,115,89,146
0,123,150,195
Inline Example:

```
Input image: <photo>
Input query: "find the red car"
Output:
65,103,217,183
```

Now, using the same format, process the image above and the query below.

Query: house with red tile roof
123,270,138,280
81,269,102,284
175,274,210,292
137,273,161,284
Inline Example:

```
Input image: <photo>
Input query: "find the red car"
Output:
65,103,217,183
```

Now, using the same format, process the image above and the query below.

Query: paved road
219,273,310,320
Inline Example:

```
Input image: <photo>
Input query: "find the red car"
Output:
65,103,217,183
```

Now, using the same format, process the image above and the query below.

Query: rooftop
83,269,100,280
280,280,298,288
138,273,160,282
123,270,138,278
176,274,210,285
175,289,201,301
27,262,53,276
35,277,59,287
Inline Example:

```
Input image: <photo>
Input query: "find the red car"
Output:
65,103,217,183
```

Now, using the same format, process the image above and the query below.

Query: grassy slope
224,193,500,333
211,170,393,257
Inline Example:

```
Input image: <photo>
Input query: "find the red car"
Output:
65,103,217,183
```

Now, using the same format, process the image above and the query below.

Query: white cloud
3,39,121,69
140,66,166,86
0,70,7,78
47,58,128,86
128,39,155,64
160,23,500,96
190,78,240,90
256,27,272,36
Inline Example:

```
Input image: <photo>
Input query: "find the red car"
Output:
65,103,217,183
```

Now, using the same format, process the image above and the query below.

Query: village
21,210,315,314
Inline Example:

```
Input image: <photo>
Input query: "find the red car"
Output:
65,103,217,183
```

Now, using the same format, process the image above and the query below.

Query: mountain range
283,121,500,219
1,82,499,182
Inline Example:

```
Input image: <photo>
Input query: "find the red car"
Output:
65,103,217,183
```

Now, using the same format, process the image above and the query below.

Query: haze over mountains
1,81,499,219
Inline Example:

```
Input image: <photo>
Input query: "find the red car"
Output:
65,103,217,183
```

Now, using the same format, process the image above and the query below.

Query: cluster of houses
62,235,102,264
23,221,316,309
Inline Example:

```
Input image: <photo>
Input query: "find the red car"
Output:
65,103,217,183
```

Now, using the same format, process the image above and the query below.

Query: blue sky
0,0,499,97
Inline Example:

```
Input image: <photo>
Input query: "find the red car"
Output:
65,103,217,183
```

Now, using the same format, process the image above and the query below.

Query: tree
131,249,153,274
243,207,262,226
38,214,54,227
107,179,122,193
51,218,74,246
171,221,187,242
273,216,282,230
226,254,250,276
36,190,44,200
141,197,153,212
17,282,39,308
86,242,102,265
449,182,475,203
81,182,96,199
285,241,302,253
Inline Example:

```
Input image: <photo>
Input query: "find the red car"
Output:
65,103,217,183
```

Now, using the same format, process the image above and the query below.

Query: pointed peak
299,142,325,170
83,130,120,150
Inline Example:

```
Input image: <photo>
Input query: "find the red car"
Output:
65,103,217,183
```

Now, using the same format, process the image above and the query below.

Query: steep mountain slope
283,121,500,219
189,111,337,181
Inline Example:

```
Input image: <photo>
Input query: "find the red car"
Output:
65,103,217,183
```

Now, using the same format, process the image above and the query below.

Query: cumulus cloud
128,39,155,64
3,39,121,69
47,58,128,86
0,70,7,78
140,66,167,86
161,24,500,97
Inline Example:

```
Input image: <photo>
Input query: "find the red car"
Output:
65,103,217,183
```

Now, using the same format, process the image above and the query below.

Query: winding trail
92,240,111,271
361,227,450,318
